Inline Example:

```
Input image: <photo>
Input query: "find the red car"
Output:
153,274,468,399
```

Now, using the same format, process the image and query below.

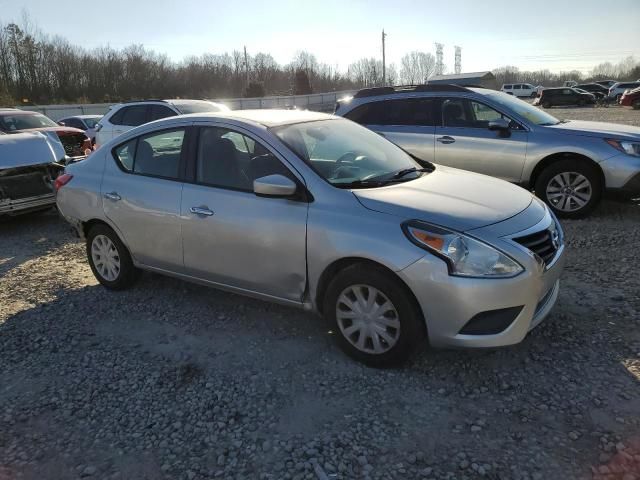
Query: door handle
436,136,456,144
190,206,214,217
103,192,121,201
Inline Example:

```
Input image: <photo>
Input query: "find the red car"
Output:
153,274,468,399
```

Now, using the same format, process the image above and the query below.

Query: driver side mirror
253,174,297,198
488,118,510,131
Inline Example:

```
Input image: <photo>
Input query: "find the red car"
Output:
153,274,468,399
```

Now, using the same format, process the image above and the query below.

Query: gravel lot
1,106,639,480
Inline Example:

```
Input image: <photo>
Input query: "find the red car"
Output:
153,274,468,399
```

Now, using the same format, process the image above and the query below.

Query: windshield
0,112,58,131
173,101,227,114
273,119,425,188
83,117,100,128
481,91,561,126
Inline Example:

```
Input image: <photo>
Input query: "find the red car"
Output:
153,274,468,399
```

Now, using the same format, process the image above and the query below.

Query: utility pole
244,45,249,89
381,29,387,86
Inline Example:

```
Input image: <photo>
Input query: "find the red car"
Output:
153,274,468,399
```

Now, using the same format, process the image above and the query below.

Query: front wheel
323,264,425,367
534,159,602,219
86,224,140,290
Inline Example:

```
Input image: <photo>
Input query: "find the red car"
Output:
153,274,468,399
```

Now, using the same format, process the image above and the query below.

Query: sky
1,0,639,74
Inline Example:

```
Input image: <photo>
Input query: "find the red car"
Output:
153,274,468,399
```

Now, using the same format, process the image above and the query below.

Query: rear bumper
0,193,56,216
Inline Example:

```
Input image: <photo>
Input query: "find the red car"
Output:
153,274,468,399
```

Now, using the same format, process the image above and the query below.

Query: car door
345,98,437,163
102,125,188,271
180,124,308,303
433,97,528,182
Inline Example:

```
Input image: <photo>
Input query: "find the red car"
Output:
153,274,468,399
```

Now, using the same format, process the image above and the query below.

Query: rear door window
346,98,436,126
113,128,186,179
149,105,178,122
114,106,148,126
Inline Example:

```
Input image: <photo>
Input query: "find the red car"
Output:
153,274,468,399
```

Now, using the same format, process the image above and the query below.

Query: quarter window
196,127,291,191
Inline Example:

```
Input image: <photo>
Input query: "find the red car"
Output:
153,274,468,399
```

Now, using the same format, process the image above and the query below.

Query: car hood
0,131,63,169
546,120,640,140
352,165,533,231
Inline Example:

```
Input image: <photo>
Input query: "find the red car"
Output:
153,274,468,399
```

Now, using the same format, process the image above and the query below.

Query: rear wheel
542,101,551,108
86,224,139,290
323,264,425,367
534,159,602,219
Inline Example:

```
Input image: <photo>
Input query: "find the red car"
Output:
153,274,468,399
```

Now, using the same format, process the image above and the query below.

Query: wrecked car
0,130,65,217
0,108,91,162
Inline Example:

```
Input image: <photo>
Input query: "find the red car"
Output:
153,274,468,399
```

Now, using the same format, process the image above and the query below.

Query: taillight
54,173,73,192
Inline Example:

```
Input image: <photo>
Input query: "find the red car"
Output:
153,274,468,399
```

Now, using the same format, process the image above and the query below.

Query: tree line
0,20,638,107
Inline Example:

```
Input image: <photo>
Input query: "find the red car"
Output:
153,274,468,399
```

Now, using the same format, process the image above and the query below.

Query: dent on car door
180,124,308,302
433,98,528,182
102,126,187,271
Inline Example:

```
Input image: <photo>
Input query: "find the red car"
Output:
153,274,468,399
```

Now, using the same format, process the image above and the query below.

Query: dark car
595,80,617,89
574,83,609,99
57,114,102,144
0,108,91,160
534,88,596,108
620,86,640,109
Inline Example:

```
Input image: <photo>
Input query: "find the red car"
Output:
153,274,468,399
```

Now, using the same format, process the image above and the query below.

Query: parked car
608,82,640,101
501,83,537,98
94,99,229,146
535,88,596,108
58,115,103,143
595,80,618,89
574,83,609,99
0,131,65,216
335,84,640,218
56,109,565,366
563,81,578,87
620,86,640,110
0,108,91,162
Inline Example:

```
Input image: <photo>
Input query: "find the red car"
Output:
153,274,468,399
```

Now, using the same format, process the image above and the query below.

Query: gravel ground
1,107,639,480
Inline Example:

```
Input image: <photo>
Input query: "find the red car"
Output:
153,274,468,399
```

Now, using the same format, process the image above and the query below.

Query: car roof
176,109,334,128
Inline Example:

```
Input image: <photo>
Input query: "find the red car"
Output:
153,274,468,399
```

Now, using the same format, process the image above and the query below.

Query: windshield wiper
390,167,432,180
333,179,387,189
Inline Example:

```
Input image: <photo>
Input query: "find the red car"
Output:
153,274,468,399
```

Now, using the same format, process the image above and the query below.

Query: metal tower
435,43,444,76
454,46,461,75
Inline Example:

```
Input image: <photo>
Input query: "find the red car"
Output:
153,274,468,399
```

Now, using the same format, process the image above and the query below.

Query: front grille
513,228,559,266
59,133,86,157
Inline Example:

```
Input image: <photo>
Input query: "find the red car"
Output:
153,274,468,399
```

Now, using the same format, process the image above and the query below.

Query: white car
94,99,229,147
608,82,640,101
501,83,537,98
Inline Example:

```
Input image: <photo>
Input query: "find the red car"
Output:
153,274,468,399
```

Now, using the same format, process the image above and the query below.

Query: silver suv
335,85,640,218
57,110,565,367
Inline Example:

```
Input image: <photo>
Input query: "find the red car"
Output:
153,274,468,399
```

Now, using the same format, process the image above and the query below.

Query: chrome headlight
605,139,640,157
403,221,523,278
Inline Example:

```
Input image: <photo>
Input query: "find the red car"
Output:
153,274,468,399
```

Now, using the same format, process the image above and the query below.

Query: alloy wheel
91,234,121,281
335,284,400,354
545,172,593,212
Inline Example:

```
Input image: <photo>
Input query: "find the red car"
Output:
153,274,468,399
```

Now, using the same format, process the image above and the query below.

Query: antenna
454,46,461,75
382,29,387,86
435,43,444,76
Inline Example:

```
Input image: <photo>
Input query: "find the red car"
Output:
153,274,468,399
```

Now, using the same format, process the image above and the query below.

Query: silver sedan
56,110,565,366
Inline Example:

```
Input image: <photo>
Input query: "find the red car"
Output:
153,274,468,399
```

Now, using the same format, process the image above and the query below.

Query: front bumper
600,154,640,194
398,210,565,348
0,193,56,216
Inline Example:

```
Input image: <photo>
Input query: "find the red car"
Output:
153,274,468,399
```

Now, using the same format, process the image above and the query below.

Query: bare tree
400,51,436,84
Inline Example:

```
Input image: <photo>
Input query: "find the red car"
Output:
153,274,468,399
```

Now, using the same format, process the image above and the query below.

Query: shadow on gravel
0,209,69,276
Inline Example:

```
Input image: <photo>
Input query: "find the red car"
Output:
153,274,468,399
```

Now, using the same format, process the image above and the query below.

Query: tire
542,101,551,108
86,224,139,290
534,159,602,219
578,99,586,107
323,264,425,367
616,94,622,103
633,99,640,110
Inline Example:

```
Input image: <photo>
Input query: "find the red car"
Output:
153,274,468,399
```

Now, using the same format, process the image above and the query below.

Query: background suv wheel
535,159,602,219
323,264,425,367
